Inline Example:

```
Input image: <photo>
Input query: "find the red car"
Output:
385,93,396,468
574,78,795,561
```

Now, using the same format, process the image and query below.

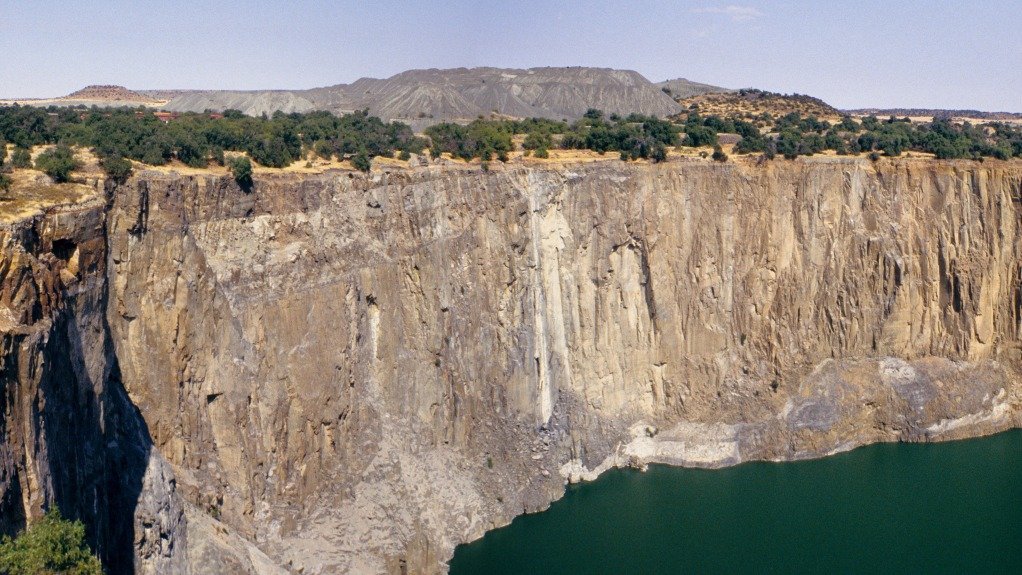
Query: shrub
227,156,253,190
100,155,133,184
350,152,371,172
0,138,6,166
0,173,10,192
712,145,728,162
11,147,32,169
0,508,103,575
683,125,717,147
533,147,549,159
35,144,79,182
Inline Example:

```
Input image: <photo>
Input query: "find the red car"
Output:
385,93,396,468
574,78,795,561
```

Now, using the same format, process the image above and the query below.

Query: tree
684,125,717,148
100,155,133,184
227,156,253,190
649,142,668,163
350,152,371,172
35,144,79,183
0,138,7,166
11,147,32,169
776,129,802,160
0,508,103,575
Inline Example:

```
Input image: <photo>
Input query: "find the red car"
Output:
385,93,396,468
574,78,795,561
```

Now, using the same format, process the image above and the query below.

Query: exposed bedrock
102,158,1022,573
0,185,185,574
4,157,1022,573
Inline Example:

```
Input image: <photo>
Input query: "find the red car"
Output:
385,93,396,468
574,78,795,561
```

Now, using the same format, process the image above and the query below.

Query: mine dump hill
655,77,732,99
62,85,158,103
0,84,166,109
163,66,685,127
677,88,842,120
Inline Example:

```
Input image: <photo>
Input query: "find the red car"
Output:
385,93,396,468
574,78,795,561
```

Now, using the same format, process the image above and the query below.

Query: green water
449,430,1022,574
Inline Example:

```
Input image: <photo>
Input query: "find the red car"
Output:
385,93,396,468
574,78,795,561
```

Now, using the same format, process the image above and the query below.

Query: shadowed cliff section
0,184,186,574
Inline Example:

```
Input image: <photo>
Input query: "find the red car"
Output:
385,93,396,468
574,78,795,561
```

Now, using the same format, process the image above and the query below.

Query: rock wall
0,184,185,574
99,157,1022,573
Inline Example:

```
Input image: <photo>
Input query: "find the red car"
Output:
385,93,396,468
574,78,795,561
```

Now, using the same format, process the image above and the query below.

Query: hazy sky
1,0,1020,111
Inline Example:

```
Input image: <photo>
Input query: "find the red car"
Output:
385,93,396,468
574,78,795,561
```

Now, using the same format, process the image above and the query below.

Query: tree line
2,104,1021,191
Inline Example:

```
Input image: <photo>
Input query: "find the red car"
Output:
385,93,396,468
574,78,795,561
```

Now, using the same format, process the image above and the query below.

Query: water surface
450,430,1022,574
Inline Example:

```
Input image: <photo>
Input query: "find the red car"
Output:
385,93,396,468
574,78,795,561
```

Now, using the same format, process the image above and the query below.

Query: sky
1,0,1020,111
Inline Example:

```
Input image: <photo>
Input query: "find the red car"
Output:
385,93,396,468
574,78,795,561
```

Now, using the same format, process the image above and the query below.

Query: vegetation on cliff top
0,103,1020,180
0,509,103,575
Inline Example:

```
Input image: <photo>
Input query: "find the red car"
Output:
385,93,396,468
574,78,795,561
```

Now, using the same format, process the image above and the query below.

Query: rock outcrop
3,156,1022,573
0,182,186,574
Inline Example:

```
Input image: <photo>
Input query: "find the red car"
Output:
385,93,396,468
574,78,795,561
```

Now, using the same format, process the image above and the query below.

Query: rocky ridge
2,156,1022,573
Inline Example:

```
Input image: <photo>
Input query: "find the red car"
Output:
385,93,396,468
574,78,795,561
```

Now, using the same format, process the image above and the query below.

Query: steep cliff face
0,182,186,573
3,158,1020,573
99,157,1022,573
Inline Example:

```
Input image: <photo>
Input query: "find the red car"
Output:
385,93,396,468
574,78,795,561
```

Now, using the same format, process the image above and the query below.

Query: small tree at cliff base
0,508,103,575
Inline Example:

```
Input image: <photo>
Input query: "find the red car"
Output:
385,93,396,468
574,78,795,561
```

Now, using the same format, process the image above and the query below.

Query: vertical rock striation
3,157,1022,573
100,158,1022,573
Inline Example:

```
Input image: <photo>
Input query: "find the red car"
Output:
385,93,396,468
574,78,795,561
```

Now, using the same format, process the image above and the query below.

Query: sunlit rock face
4,157,1022,573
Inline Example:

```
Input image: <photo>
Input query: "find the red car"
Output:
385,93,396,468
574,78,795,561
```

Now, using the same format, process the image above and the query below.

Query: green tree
0,509,103,575
350,152,371,172
35,144,79,183
683,125,717,147
776,129,802,160
11,147,32,169
227,156,253,190
100,155,133,184
0,138,7,166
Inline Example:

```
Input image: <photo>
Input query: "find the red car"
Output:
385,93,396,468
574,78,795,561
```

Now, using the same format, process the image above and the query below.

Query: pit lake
449,430,1022,574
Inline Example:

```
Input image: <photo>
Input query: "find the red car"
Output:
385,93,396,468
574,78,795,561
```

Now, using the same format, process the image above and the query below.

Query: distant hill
843,108,1022,121
162,90,318,117
62,85,157,103
162,67,684,126
654,78,731,100
676,89,841,119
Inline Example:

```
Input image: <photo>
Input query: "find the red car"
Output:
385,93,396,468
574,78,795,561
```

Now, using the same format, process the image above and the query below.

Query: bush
11,147,32,169
0,173,10,192
0,138,6,166
712,145,728,162
350,152,371,172
227,156,253,190
35,144,79,183
0,509,103,575
533,147,549,159
100,155,133,184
